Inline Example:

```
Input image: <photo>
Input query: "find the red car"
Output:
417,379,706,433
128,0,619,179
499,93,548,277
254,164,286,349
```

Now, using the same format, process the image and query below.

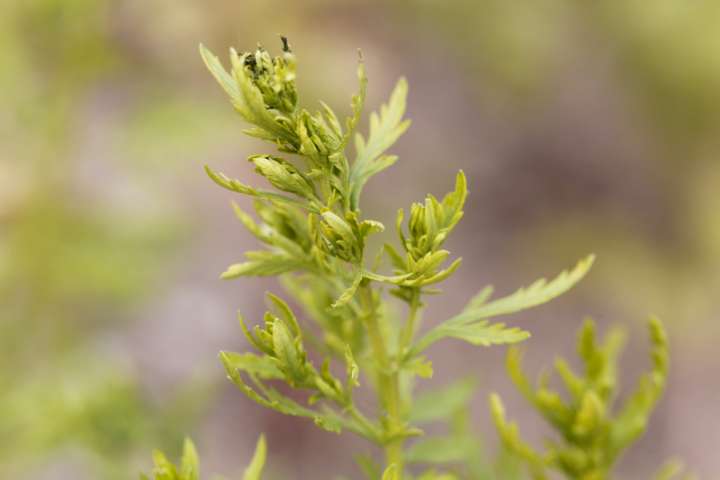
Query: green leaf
655,459,695,480
436,321,530,347
489,394,547,478
199,44,242,109
609,317,668,458
344,344,360,390
180,438,199,480
343,57,368,149
221,251,308,278
219,351,284,379
451,254,595,325
412,255,594,354
349,77,411,208
142,439,202,480
406,436,477,464
331,269,364,308
205,165,314,212
242,435,267,480
410,378,477,424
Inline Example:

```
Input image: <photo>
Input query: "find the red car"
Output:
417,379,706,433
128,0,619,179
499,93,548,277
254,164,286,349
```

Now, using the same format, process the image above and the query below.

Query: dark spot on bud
244,54,257,69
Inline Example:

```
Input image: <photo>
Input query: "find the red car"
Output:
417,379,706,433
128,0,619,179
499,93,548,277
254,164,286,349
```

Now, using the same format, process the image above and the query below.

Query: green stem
359,283,404,477
398,289,421,356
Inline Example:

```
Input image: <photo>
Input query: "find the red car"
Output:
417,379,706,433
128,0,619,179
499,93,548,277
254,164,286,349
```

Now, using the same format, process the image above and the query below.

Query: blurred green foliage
0,0,204,477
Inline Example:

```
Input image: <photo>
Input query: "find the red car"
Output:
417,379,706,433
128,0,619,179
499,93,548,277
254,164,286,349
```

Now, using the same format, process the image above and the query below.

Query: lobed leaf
349,77,411,208
411,255,594,354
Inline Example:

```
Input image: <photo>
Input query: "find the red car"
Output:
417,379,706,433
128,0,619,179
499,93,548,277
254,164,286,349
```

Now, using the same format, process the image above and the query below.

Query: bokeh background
2,0,719,478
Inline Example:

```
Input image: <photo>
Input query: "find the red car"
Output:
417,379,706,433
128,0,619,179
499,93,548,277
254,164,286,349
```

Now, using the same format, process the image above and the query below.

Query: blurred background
2,0,719,478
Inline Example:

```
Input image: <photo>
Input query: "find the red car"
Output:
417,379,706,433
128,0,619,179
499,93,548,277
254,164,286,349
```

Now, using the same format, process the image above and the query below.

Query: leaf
411,255,594,354
349,77,411,208
199,44,242,109
343,57,368,149
220,351,284,379
331,270,364,308
609,317,668,458
489,394,547,478
655,459,695,480
221,251,308,278
220,357,356,436
344,344,360,390
406,436,478,464
404,356,434,379
142,439,200,480
242,435,267,480
410,377,477,424
437,321,530,347
451,255,595,326
205,165,314,211
180,438,199,480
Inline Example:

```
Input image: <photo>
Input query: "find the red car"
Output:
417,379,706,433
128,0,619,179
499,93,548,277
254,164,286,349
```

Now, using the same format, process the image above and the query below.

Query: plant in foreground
142,38,686,479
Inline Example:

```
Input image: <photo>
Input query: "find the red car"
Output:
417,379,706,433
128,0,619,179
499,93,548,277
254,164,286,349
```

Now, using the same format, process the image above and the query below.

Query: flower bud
237,41,298,115
249,155,315,199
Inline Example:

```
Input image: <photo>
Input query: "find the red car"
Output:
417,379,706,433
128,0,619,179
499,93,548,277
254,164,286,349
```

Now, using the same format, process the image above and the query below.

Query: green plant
142,38,682,479
141,436,266,480
490,318,678,480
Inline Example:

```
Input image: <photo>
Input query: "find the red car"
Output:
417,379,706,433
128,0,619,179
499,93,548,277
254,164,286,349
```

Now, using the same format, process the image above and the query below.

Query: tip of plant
489,392,505,416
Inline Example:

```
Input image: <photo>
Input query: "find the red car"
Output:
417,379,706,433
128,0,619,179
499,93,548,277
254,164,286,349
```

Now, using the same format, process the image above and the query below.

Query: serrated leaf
451,255,595,325
438,321,530,347
412,255,594,354
349,77,411,208
343,57,367,149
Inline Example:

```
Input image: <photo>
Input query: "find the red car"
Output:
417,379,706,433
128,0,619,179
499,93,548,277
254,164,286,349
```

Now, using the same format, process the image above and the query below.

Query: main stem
359,283,404,476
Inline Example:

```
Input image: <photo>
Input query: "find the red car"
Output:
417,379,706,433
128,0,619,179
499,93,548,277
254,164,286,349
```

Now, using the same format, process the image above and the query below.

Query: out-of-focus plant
142,436,267,480
158,37,595,479
0,1,205,477
490,318,689,480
